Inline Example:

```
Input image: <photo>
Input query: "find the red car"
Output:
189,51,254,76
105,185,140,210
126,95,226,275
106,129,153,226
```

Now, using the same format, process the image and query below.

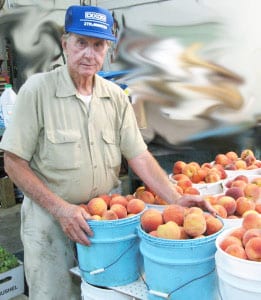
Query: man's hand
176,194,217,215
56,203,93,246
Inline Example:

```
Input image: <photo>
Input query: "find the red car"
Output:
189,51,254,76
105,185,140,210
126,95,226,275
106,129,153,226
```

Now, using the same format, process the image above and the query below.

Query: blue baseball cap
65,5,116,42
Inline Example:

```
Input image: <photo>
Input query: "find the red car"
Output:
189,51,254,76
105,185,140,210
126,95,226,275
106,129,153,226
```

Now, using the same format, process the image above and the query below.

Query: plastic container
76,214,143,287
137,224,223,300
168,173,224,195
215,227,261,300
0,84,16,128
221,217,243,229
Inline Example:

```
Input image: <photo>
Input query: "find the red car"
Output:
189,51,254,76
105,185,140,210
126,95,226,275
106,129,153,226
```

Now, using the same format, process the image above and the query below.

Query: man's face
62,33,109,77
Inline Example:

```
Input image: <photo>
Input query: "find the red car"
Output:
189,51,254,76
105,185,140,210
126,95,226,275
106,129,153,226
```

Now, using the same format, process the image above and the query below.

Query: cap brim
67,29,117,42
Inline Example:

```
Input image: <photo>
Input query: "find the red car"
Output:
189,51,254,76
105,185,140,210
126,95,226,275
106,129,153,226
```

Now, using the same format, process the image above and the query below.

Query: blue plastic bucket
77,214,142,287
138,225,223,300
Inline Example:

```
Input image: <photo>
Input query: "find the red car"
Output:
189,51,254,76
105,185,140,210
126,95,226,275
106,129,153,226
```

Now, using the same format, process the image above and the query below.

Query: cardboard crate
0,176,16,208
0,262,24,300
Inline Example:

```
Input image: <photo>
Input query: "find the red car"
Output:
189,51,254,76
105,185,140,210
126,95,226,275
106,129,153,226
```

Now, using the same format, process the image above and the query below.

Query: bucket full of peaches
204,174,261,229
215,212,261,300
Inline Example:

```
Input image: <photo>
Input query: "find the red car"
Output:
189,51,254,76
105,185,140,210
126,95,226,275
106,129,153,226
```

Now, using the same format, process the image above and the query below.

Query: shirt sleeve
120,97,148,160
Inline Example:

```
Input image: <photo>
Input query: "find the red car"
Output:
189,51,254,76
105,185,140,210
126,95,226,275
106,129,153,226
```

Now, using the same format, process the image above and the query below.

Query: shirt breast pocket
102,130,121,169
46,130,81,170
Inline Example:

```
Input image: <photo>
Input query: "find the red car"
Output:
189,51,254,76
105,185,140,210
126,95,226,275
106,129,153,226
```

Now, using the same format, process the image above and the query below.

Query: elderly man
0,5,214,299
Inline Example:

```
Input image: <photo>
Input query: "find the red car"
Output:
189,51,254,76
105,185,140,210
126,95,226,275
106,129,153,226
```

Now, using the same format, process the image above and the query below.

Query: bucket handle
79,239,137,275
141,267,216,299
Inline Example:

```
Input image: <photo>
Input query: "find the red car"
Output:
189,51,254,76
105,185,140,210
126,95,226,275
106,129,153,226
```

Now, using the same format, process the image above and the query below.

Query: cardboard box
0,262,24,300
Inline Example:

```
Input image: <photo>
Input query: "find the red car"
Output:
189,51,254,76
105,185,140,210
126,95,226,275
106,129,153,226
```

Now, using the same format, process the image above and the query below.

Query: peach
98,194,111,206
242,210,259,217
91,215,102,220
154,195,168,205
236,196,255,216
183,213,207,237
234,174,249,183
225,164,237,171
173,160,187,175
225,244,247,259
140,209,163,233
101,209,118,220
126,194,135,201
110,204,128,219
230,227,247,240
244,183,261,201
219,235,242,251
245,155,256,167
201,162,213,170
204,195,218,205
162,204,185,226
110,195,128,208
181,163,198,178
156,221,181,239
185,206,204,216
135,186,146,198
231,180,247,190
242,228,261,246
87,197,108,216
191,168,208,184
127,198,146,214
212,204,228,218
179,226,190,239
172,173,190,182
149,230,158,237
215,153,231,166
225,151,238,162
245,237,261,261
225,187,244,200
205,215,223,235
138,190,155,204
251,177,261,187
217,196,237,216
242,212,261,229
234,160,247,170
212,164,227,180
255,203,261,214
184,186,200,195
177,179,193,192
240,149,255,160
205,170,221,183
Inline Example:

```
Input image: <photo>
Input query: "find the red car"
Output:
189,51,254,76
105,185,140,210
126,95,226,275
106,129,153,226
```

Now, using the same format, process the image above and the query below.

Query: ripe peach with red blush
140,209,164,233
127,198,146,214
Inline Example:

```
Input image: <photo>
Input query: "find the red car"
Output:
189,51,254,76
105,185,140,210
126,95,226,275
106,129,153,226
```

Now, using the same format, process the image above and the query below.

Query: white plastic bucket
221,217,242,230
215,228,261,300
81,280,132,300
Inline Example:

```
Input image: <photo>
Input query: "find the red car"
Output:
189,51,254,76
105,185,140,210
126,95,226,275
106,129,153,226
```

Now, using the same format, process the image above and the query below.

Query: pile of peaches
171,160,227,187
218,212,261,261
204,175,261,219
213,149,261,171
80,194,146,220
140,205,223,239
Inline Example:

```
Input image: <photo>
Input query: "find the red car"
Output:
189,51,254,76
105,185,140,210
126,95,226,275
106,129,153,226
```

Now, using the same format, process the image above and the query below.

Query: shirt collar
56,65,112,99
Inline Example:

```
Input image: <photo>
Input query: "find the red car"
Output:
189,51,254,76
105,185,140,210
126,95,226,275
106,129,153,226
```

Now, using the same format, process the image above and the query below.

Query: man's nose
83,46,95,57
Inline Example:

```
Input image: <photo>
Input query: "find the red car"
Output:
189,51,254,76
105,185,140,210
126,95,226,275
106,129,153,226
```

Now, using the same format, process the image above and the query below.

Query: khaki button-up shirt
0,65,147,203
